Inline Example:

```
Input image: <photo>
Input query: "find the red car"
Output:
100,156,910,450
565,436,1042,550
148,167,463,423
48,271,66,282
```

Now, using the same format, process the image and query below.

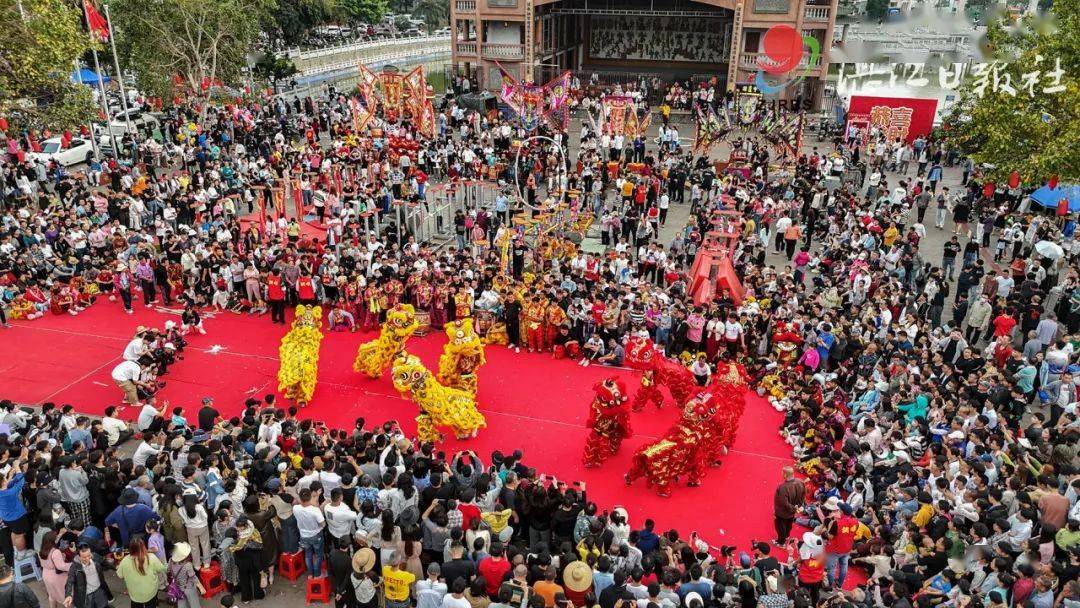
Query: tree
944,0,1080,183
110,0,275,111
0,0,97,133
253,51,298,92
339,0,388,25
267,0,341,47
865,0,889,21
413,0,448,31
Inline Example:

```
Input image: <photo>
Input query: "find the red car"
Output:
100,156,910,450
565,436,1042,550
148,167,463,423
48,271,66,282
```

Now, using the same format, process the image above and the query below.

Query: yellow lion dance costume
437,319,486,395
392,352,486,442
278,305,324,405
353,303,419,378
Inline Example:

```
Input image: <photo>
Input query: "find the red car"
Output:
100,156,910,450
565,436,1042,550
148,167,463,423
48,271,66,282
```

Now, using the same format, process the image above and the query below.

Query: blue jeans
299,533,324,576
825,552,849,588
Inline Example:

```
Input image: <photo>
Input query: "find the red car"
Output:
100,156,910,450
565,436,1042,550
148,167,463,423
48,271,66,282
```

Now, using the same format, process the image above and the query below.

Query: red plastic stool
279,550,306,581
306,577,332,604
198,561,227,599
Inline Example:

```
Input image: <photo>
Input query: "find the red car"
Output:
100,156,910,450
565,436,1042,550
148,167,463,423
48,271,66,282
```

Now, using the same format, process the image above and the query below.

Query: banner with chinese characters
846,95,937,144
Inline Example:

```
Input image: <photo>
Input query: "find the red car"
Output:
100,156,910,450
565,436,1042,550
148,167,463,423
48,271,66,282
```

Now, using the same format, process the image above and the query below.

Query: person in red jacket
794,532,826,605
266,269,286,324
822,502,858,589
477,542,511,597
297,271,316,305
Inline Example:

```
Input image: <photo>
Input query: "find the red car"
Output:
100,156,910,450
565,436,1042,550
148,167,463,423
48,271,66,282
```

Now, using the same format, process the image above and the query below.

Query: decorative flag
84,1,110,42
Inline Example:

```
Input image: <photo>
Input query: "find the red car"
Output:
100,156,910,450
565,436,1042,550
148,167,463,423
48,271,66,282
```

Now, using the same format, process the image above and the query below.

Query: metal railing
301,46,453,77
804,6,831,21
284,35,451,62
739,52,822,70
481,42,525,60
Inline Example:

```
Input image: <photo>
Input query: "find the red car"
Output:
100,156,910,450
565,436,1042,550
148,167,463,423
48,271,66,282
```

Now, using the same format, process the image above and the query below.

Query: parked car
433,27,451,36
27,137,97,166
100,108,160,135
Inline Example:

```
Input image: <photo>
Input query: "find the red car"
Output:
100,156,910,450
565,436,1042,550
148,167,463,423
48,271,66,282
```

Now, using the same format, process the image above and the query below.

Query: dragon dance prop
392,352,487,442
582,377,633,468
497,62,572,132
693,105,733,155
277,305,325,405
357,64,435,136
353,303,419,378
624,364,748,497
623,336,701,411
758,108,804,160
437,319,487,395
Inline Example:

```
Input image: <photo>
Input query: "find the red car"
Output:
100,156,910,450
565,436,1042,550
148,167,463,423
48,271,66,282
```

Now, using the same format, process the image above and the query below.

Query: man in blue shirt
104,488,160,547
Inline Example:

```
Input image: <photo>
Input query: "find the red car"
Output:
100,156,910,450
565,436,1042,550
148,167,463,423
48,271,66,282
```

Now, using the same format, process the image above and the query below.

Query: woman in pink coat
40,531,71,608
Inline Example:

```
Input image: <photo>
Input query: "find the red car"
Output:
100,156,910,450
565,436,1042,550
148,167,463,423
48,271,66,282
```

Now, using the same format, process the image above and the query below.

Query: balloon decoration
1009,170,1020,189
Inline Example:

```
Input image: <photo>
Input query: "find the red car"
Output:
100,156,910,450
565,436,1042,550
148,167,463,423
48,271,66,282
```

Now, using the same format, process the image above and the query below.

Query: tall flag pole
101,2,135,134
82,0,119,158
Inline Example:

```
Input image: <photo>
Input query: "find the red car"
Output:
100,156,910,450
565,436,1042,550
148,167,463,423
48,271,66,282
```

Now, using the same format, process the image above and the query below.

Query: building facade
450,0,839,103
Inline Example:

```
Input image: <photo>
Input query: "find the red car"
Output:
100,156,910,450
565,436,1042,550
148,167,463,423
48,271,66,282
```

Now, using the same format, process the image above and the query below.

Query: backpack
167,574,185,603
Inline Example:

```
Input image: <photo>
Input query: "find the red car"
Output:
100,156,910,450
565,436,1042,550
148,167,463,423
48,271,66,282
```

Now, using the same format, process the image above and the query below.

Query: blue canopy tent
1031,184,1080,213
71,68,111,86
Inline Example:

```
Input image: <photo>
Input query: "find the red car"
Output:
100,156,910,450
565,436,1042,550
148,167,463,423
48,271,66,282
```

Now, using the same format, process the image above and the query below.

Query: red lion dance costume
624,363,748,497
582,377,633,468
623,336,699,411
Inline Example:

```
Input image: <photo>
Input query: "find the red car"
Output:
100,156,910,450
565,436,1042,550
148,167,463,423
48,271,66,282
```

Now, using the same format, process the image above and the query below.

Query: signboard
846,95,938,143
753,0,791,13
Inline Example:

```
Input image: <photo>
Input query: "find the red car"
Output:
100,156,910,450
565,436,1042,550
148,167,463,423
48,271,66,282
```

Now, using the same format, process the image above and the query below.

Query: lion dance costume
437,319,486,395
624,363,748,497
392,353,487,442
277,305,325,405
582,377,633,468
623,336,700,411
353,304,419,378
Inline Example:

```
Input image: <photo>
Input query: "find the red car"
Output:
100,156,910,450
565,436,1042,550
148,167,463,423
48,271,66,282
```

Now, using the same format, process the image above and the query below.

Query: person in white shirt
122,332,148,362
323,487,357,543
111,359,144,405
101,405,134,446
294,488,327,576
416,563,448,608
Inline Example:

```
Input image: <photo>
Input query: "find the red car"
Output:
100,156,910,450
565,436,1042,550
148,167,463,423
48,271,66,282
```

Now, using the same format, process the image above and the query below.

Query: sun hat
352,548,376,574
798,532,824,561
563,561,593,593
172,542,192,562
683,592,704,608
822,496,840,511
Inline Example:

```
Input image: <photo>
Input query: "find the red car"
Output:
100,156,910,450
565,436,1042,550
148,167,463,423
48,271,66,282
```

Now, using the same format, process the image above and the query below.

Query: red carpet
2,301,794,553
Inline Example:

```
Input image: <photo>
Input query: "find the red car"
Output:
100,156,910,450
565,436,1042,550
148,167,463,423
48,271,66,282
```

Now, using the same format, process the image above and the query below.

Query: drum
414,311,432,336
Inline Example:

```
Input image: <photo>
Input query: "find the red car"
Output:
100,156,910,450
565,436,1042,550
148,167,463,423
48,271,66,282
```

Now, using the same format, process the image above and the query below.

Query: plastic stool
13,554,41,583
305,576,331,604
279,550,306,581
198,561,227,598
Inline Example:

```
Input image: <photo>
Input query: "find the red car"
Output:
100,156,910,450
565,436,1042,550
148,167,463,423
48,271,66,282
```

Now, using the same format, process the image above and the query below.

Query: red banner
846,95,937,144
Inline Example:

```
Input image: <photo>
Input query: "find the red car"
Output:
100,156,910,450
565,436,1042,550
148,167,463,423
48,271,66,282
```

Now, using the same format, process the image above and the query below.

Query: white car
99,108,160,135
27,137,97,166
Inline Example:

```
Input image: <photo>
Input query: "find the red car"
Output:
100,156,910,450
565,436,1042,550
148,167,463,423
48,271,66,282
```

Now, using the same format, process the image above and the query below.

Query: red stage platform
1,302,794,550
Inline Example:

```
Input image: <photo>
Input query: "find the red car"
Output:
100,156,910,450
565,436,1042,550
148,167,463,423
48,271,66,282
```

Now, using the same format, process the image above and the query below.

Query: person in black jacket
64,543,112,608
0,557,40,608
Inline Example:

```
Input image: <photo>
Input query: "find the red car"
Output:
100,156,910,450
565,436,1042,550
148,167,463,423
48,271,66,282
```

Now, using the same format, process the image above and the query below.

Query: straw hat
352,548,376,574
172,542,192,562
563,561,593,593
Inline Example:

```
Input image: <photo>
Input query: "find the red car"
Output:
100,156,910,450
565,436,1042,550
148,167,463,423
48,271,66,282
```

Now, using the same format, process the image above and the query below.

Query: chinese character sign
847,96,937,143
837,60,1068,99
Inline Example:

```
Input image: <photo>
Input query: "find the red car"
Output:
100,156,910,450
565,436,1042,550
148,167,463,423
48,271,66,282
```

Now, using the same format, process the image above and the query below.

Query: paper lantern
0,117,7,132
1050,175,1060,189
1009,170,1020,189
983,182,995,199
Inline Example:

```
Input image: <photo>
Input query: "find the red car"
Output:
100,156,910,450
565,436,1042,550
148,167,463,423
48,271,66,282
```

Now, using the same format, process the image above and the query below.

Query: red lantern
983,182,995,199
1050,175,1060,189
1009,170,1020,189
0,117,7,132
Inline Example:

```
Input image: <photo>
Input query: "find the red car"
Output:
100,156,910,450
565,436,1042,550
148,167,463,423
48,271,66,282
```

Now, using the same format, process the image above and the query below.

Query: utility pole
103,2,136,134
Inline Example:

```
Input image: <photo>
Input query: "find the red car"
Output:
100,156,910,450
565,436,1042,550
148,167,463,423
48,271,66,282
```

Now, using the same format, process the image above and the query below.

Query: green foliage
944,0,1080,182
0,0,97,132
413,0,448,30
866,0,889,21
110,0,275,104
267,0,341,46
339,0,389,24
254,51,298,90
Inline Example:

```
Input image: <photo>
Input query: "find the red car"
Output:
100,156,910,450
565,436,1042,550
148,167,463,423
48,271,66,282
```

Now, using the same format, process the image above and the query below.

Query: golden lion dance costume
392,353,487,442
582,377,633,468
277,305,325,405
624,364,748,497
437,319,486,395
353,304,419,378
